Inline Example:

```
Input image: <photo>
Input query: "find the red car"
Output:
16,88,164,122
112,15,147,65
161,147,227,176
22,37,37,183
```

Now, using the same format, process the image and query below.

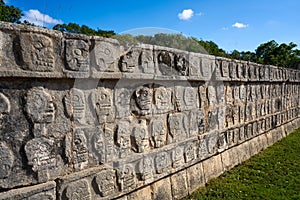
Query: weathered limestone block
189,53,215,80
154,46,189,77
127,186,152,200
151,177,172,200
221,146,240,171
174,85,199,111
153,85,173,114
168,112,189,143
64,36,90,78
150,116,167,148
170,170,188,200
237,142,251,164
91,37,120,73
18,32,55,72
56,167,120,200
0,181,56,200
202,154,224,183
215,57,231,81
131,119,150,153
186,162,205,194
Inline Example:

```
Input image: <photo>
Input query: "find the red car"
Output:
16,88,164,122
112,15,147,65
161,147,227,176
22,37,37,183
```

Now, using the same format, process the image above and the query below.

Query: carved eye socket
34,42,43,49
74,138,82,145
74,49,82,56
101,94,107,100
73,95,80,102
143,91,148,97
104,48,111,55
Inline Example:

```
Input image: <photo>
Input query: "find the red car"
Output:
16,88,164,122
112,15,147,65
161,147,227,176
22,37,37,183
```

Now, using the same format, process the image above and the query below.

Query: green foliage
0,0,22,23
255,40,300,68
114,33,208,54
53,22,116,38
184,128,300,200
198,40,227,57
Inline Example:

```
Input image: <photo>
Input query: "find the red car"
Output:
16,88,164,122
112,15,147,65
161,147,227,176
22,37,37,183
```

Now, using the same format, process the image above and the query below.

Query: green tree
240,51,257,62
0,0,22,23
255,40,300,68
53,22,116,38
198,40,228,57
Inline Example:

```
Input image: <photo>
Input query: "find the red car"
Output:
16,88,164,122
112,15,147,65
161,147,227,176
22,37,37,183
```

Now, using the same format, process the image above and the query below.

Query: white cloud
178,9,194,20
3,0,9,4
232,22,248,29
21,9,63,27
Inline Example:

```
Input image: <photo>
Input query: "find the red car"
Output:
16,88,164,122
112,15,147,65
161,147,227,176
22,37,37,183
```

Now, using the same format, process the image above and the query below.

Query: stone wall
0,22,299,200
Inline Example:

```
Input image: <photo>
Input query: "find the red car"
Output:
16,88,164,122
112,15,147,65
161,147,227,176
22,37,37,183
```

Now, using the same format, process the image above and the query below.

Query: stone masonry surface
0,22,299,199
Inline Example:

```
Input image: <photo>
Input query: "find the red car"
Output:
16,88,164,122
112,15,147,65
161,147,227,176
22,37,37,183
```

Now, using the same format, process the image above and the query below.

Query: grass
184,128,300,200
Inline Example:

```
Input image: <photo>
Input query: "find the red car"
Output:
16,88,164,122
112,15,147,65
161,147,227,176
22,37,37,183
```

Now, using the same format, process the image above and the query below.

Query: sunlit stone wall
0,22,299,200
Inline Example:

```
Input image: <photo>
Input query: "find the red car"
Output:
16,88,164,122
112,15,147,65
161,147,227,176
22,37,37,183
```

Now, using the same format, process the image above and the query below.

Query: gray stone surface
151,177,172,200
0,181,56,200
170,170,188,200
0,22,299,199
202,154,224,182
186,162,205,194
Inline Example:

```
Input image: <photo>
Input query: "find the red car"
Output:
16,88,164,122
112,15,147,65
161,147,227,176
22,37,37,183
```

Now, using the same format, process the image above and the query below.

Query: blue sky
5,0,300,52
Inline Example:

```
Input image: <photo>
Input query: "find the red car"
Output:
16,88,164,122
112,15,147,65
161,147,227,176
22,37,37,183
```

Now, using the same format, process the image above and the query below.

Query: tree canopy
0,0,22,23
53,23,116,38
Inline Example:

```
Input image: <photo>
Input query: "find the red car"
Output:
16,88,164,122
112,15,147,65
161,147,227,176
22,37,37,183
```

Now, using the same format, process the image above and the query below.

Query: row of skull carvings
58,107,299,200
7,31,300,81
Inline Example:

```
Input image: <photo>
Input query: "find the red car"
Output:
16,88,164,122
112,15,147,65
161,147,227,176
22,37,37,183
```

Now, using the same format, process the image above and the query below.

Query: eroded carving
95,169,116,197
0,142,14,179
65,179,91,200
184,142,196,163
140,49,155,73
92,127,105,164
115,88,131,118
155,151,170,174
133,86,152,115
158,51,173,68
25,87,55,124
116,121,131,158
168,112,188,143
0,93,10,128
18,33,54,71
171,146,184,168
65,39,89,71
25,137,56,182
120,49,140,72
189,109,205,136
117,164,136,192
174,54,188,75
131,120,149,153
138,157,154,181
150,118,167,148
74,129,89,170
64,88,85,124
91,87,114,124
175,86,198,111
154,86,172,114
94,41,118,72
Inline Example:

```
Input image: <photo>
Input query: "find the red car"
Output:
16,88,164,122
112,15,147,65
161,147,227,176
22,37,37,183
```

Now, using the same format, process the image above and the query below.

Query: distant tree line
52,23,116,38
1,0,299,69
